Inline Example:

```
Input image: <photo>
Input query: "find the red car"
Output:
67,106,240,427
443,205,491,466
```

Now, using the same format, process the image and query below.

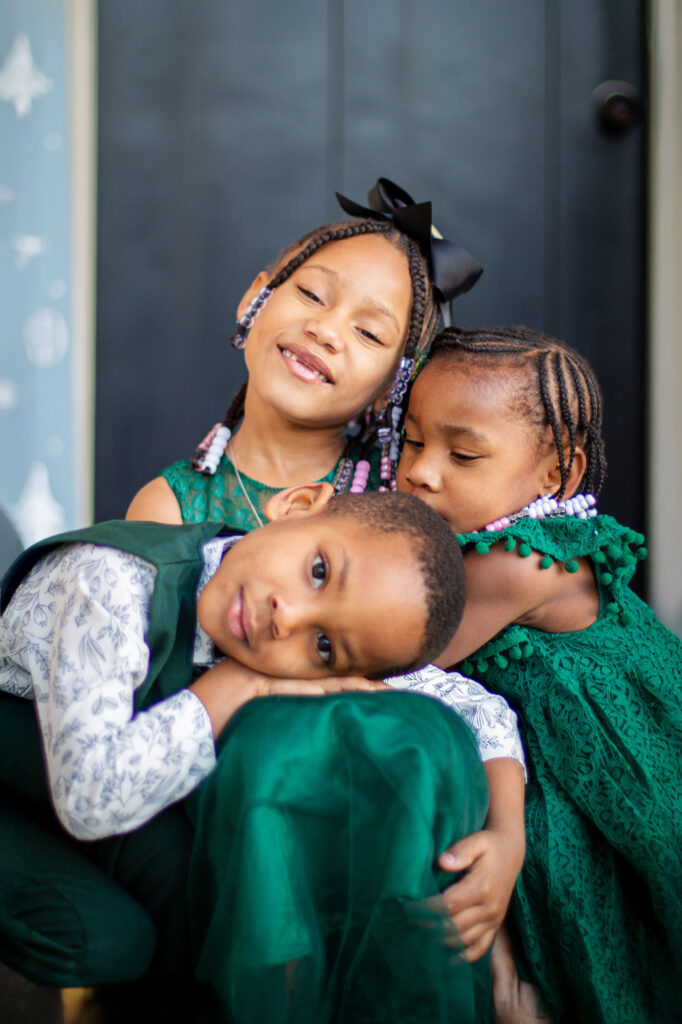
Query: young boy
0,485,509,1023
0,485,463,840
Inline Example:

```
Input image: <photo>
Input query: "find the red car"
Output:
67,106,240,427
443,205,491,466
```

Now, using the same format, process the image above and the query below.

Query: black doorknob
592,80,640,135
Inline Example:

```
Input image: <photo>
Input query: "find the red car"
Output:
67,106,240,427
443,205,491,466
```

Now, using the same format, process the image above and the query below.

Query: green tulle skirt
188,691,493,1024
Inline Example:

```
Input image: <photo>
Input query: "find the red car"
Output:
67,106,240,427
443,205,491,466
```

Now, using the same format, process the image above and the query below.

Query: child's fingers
462,927,497,963
319,677,389,693
267,680,328,696
439,830,489,872
441,862,496,917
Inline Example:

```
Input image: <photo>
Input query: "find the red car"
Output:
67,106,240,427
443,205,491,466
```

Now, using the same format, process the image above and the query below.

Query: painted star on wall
0,33,53,117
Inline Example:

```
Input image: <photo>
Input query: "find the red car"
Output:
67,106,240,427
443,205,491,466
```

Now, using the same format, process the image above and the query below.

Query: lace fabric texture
458,514,682,1023
162,444,381,530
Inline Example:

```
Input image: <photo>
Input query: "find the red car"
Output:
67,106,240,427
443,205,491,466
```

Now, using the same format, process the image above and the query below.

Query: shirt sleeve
0,543,216,839
386,664,526,775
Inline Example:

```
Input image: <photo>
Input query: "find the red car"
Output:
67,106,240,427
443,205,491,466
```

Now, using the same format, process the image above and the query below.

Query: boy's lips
226,587,250,645
278,344,334,385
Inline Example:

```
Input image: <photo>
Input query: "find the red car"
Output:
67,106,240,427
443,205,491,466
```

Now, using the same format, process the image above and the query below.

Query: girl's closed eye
297,285,323,305
451,450,482,463
403,435,424,450
311,552,329,589
315,632,334,665
357,326,384,346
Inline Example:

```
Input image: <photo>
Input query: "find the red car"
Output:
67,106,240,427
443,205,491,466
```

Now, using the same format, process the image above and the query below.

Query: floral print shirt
0,539,524,842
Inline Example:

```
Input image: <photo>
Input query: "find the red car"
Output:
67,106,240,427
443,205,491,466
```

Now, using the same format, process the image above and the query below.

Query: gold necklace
227,438,265,528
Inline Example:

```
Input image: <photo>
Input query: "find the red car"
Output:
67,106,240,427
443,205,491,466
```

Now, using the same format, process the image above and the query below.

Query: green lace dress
162,445,381,529
456,514,682,1024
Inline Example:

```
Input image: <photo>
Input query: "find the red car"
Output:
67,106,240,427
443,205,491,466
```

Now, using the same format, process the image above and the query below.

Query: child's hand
190,659,387,737
438,825,525,962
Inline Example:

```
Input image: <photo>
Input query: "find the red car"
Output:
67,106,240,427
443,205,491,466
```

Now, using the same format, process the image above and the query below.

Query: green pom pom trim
593,551,606,564
634,532,645,546
477,659,489,673
461,660,474,676
600,572,613,586
494,653,509,669
522,642,534,658
519,542,532,558
509,645,523,660
620,612,634,627
475,541,490,555
624,529,637,543
564,560,579,573
504,537,517,552
607,543,622,561
539,555,553,569
636,546,648,560
606,602,620,616
455,534,466,546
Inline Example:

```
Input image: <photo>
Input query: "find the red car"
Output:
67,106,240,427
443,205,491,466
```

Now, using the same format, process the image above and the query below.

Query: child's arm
190,658,386,738
438,757,525,961
436,544,598,669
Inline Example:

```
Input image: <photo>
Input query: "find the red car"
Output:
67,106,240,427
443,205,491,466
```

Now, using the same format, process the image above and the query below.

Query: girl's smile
397,361,559,533
241,234,412,429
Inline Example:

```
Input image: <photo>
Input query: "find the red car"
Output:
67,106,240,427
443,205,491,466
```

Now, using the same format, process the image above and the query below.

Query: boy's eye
298,286,322,304
316,632,333,664
311,553,328,588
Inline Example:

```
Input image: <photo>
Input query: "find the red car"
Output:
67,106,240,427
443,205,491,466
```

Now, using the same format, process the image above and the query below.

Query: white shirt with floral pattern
0,537,524,842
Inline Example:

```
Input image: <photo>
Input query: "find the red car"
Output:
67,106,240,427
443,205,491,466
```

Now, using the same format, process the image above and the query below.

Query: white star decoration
0,33,53,118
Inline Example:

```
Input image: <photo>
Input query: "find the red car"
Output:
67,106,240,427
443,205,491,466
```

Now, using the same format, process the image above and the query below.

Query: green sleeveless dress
162,444,381,528
456,514,682,1024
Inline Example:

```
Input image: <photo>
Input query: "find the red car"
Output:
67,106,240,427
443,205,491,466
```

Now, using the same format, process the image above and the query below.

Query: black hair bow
336,177,483,303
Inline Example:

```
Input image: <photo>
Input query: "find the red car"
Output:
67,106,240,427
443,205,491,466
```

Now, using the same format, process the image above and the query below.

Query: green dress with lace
162,445,381,529
456,514,682,1024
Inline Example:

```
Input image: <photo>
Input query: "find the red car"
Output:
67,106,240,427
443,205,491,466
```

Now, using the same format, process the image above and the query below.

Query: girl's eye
311,553,328,589
298,286,322,304
358,328,384,346
404,437,423,450
316,632,333,664
451,452,481,463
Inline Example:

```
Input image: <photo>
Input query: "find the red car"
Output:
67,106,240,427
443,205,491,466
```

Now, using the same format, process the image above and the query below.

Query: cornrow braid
193,217,440,487
429,325,607,496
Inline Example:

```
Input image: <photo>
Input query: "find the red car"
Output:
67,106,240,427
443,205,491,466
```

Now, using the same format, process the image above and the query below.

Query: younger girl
127,178,481,528
398,325,682,1024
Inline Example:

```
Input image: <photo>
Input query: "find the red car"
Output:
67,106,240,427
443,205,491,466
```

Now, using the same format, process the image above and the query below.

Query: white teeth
281,348,330,383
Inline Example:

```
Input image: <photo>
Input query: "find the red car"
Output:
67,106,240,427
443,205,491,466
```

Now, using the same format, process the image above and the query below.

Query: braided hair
429,325,607,496
192,218,440,490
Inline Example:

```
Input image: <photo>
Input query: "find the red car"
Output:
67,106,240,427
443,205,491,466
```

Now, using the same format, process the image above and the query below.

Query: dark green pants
0,692,192,990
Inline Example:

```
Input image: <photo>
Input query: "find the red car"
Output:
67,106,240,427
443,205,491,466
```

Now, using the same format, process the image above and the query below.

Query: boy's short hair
322,491,464,675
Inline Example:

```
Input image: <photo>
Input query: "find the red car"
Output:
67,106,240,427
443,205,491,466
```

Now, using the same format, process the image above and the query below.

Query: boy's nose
269,593,307,640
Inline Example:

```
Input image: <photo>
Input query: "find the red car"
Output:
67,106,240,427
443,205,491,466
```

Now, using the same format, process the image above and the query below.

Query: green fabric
457,514,682,1024
162,442,382,528
0,785,156,986
189,691,493,1024
2,522,494,1019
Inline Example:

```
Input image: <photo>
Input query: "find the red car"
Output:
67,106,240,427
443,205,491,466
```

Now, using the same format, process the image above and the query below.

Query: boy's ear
263,482,335,522
541,446,587,498
236,270,271,320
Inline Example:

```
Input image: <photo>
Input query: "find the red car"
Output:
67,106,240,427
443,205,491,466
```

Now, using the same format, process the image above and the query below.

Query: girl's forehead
414,358,532,420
